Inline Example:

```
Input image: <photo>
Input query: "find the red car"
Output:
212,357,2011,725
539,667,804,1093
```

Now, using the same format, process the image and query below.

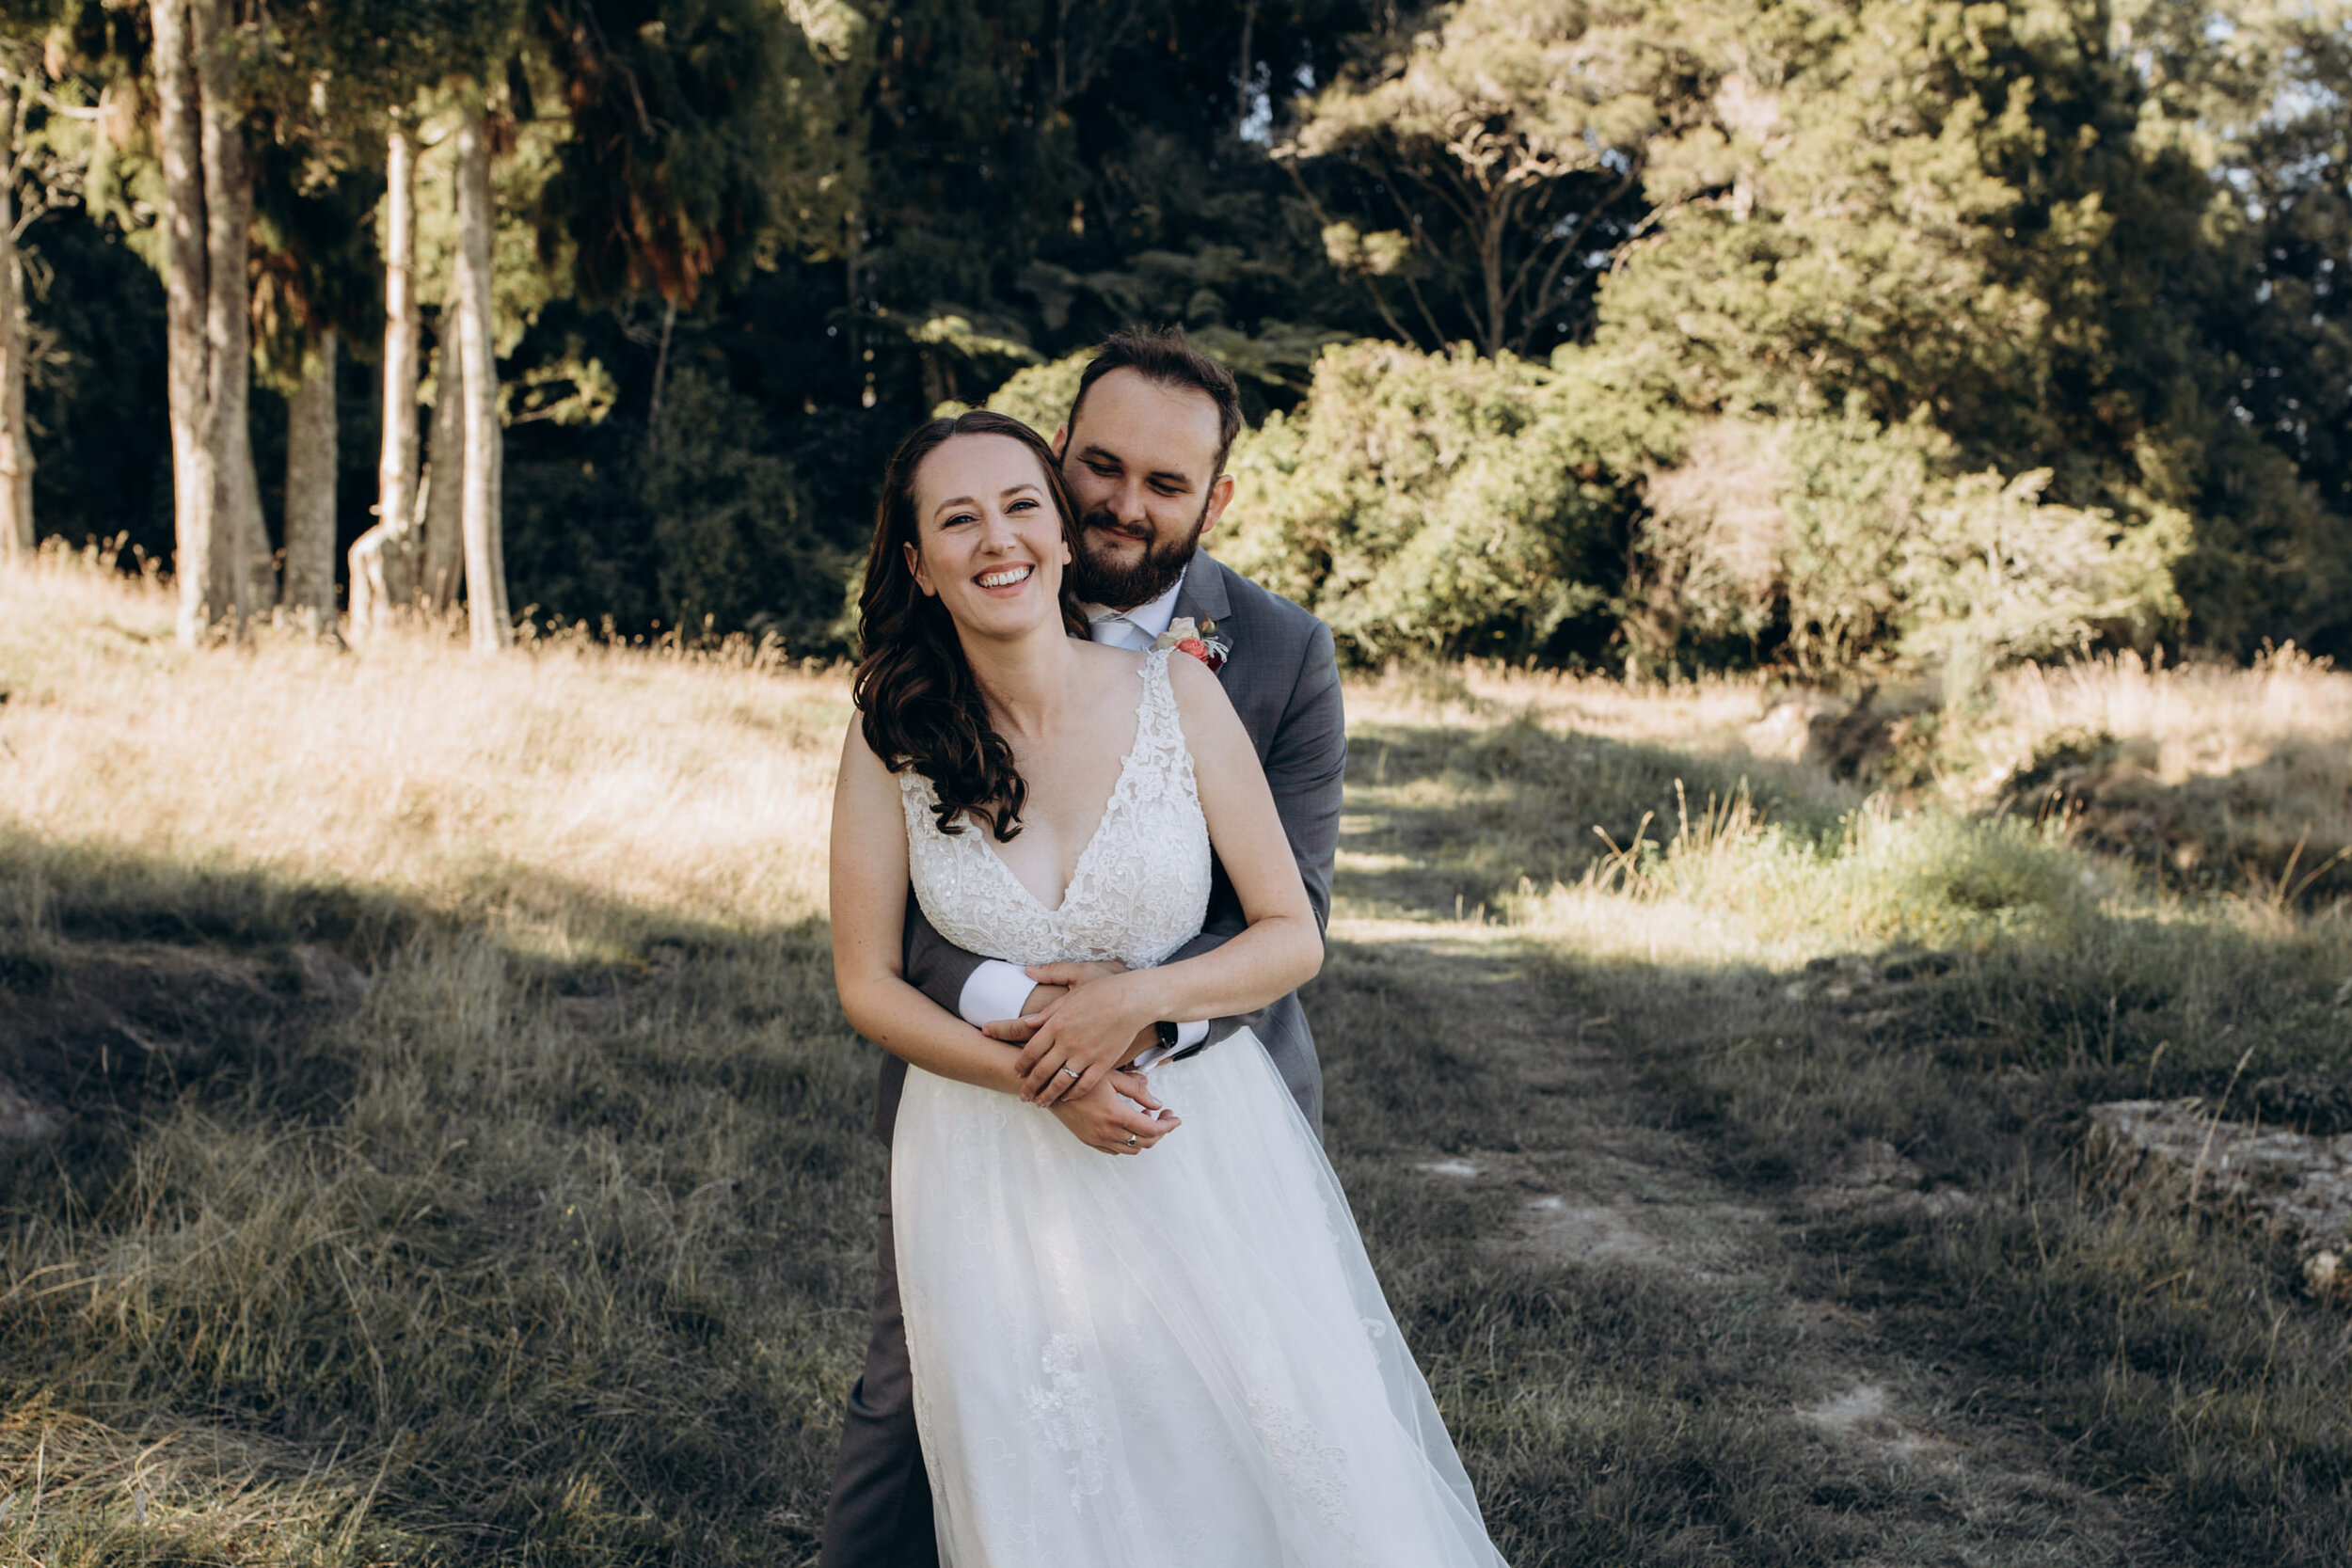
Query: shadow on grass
1,830,869,1567
11,786,2352,1565
1338,714,2352,1563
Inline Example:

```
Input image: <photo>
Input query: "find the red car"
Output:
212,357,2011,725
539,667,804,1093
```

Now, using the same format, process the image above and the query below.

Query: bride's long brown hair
853,410,1088,842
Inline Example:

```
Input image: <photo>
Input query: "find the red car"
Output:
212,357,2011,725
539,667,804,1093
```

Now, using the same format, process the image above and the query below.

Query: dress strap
1130,647,1198,800
1137,645,1179,733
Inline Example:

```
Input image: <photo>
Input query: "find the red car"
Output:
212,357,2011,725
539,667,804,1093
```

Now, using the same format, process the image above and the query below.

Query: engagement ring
1125,1133,1138,1147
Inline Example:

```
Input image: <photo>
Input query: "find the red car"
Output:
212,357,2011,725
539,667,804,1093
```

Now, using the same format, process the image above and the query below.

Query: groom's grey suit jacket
882,552,1346,1136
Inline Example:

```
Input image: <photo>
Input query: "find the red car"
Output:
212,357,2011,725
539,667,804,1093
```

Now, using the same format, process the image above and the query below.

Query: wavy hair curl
853,411,1086,841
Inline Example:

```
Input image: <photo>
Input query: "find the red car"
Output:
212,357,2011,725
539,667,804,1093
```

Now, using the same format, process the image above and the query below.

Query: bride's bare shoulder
1164,650,1241,733
1069,636,1146,674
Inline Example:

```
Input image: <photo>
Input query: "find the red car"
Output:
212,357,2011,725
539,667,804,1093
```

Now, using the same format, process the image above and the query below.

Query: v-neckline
975,662,1152,915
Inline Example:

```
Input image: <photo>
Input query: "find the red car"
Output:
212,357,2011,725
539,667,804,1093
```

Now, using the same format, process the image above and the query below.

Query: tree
450,87,507,651
148,0,252,641
0,17,60,562
332,0,522,636
1281,0,1717,356
348,118,418,631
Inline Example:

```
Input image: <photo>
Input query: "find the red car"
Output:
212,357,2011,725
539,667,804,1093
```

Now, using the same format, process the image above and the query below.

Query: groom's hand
979,984,1065,1042
1017,970,1160,1107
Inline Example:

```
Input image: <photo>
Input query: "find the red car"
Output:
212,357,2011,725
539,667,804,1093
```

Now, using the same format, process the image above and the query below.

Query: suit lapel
1172,556,1233,648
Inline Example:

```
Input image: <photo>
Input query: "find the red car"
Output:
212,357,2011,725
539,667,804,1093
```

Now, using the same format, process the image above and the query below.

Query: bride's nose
977,506,1021,553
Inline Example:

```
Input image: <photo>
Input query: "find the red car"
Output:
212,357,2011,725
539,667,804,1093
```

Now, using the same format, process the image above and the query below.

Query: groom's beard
1068,499,1210,610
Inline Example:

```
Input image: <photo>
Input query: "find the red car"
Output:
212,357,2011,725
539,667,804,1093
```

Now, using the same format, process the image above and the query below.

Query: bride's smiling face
906,433,1074,638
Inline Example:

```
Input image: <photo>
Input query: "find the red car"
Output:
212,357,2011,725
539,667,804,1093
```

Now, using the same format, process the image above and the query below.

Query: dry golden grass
8,551,2352,1564
3,546,847,956
1976,645,2352,788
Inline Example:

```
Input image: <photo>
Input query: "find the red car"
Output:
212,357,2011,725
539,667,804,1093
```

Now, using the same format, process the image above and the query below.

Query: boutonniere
1155,616,1231,672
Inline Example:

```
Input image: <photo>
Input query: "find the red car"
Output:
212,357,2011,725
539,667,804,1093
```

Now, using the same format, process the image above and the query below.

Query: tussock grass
9,550,2352,1562
1,544,844,957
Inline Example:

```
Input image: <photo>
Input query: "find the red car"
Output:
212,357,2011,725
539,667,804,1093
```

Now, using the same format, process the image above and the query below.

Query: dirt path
1327,916,2155,1566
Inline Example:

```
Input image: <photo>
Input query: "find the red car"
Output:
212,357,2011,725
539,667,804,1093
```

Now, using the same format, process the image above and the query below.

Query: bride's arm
830,722,1032,1096
1018,657,1324,1105
832,722,1183,1154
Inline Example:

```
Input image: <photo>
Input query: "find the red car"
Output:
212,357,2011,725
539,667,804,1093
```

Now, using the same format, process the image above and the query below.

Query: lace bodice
900,648,1212,970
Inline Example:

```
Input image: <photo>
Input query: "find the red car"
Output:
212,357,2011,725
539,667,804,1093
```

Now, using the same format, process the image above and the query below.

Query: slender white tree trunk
281,326,337,629
196,0,264,621
0,80,35,564
351,121,421,637
151,0,219,645
419,327,466,611
453,97,508,652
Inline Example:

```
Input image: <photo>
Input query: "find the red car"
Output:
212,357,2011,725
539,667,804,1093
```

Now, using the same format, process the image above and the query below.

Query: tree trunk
453,97,508,651
196,0,264,621
352,121,421,637
151,0,220,645
645,296,676,457
281,326,337,630
0,80,35,564
1479,200,1507,358
1235,0,1258,140
419,326,465,610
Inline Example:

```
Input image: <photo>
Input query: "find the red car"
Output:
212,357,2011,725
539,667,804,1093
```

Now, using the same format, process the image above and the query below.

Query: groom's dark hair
1068,326,1244,473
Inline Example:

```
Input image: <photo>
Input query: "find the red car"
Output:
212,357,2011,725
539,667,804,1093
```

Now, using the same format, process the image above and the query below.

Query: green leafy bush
1217,341,1670,664
1635,411,2184,685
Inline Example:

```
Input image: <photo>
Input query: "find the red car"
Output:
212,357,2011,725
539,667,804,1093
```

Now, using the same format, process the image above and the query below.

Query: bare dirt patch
1345,915,2156,1563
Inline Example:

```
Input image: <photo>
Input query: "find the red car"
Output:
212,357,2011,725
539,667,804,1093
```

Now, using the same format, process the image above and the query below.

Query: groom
819,325,1348,1567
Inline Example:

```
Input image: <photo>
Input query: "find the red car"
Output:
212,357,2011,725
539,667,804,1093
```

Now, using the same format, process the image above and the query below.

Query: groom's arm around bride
822,327,1345,1568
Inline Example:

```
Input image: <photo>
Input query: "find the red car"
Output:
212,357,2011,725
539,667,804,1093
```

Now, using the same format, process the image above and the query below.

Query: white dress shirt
956,567,1210,1058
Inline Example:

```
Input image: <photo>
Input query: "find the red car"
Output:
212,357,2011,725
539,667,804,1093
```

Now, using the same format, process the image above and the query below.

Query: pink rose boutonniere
1154,616,1231,672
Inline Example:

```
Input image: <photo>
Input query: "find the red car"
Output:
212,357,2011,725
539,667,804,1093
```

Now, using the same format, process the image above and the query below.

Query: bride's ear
904,540,937,597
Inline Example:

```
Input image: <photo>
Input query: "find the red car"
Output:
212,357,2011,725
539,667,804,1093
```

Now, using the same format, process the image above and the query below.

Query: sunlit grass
8,550,2352,1562
1,543,846,958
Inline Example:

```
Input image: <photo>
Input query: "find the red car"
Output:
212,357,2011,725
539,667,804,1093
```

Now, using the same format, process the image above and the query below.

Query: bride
829,409,1508,1566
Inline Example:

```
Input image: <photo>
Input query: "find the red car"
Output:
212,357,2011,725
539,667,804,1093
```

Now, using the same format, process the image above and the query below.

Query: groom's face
1053,370,1234,611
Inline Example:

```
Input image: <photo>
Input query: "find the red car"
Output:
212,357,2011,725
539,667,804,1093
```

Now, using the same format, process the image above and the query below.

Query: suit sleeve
901,890,988,1017
1163,619,1346,1043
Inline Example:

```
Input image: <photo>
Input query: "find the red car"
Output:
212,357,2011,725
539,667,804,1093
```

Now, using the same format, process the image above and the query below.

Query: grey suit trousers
820,1187,936,1568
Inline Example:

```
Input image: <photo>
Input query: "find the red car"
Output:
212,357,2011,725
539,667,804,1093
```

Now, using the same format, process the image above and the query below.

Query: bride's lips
974,562,1035,594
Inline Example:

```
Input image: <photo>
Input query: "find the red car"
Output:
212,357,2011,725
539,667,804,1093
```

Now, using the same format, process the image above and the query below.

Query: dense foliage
17,0,2352,672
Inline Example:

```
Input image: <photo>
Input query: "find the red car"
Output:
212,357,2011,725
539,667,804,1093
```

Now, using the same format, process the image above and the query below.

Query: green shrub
1217,341,1670,663
1634,411,2184,683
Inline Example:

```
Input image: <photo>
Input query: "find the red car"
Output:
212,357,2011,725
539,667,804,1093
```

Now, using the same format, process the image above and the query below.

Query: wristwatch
1153,1020,1180,1053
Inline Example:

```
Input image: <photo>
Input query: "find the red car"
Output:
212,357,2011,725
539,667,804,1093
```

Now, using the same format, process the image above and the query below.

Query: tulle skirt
891,1031,1510,1568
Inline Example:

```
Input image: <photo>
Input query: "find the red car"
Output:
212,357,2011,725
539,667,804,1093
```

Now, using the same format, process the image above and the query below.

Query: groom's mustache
1080,509,1153,546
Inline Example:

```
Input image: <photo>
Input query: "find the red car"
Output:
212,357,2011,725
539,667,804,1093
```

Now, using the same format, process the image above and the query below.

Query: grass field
5,548,2351,1565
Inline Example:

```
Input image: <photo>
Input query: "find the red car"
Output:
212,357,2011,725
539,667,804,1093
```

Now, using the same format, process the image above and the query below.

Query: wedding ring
1059,1067,1082,1081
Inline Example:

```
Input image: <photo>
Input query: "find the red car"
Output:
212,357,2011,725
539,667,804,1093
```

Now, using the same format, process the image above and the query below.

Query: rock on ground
2088,1098,2352,1299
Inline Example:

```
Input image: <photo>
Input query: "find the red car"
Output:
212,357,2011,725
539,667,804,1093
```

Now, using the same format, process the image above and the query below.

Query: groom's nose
1108,476,1152,532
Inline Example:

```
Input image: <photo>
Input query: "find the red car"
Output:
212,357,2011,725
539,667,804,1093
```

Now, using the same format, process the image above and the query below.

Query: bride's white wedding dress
891,648,1508,1567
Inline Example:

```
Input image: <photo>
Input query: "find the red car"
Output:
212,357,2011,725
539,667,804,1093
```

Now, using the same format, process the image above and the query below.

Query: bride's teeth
978,566,1032,589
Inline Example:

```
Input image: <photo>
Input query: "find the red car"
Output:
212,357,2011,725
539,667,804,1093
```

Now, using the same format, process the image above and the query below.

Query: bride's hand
1016,968,1159,1106
1044,1070,1178,1155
